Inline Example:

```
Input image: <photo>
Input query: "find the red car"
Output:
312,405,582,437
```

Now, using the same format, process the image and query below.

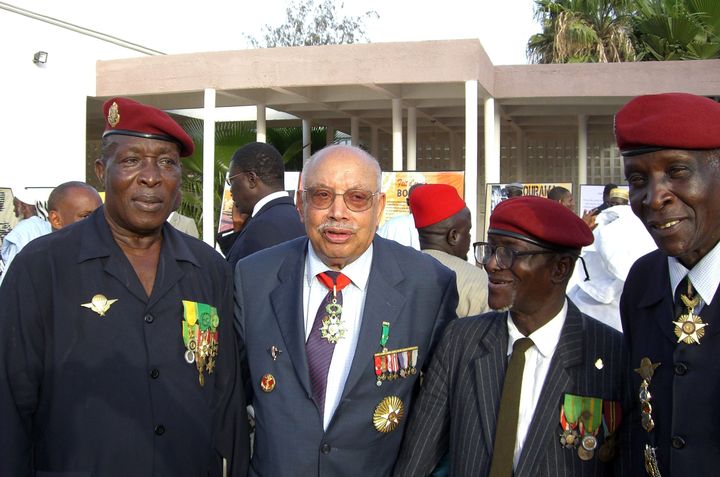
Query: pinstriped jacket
394,302,631,477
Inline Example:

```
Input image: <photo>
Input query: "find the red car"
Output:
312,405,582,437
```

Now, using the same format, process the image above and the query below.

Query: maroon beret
102,97,194,157
615,92,720,156
489,196,593,250
410,184,466,228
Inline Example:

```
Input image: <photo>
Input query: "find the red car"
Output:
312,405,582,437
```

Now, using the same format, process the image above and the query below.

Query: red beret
489,196,593,249
615,93,720,156
410,184,466,228
102,97,194,157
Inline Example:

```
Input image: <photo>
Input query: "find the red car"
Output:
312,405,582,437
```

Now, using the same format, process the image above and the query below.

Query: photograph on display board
483,182,573,240
380,171,465,224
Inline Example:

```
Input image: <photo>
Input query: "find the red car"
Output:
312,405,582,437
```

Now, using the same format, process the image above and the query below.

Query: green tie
489,337,534,477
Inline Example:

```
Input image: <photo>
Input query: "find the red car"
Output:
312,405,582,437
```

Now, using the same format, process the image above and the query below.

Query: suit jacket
394,301,630,477
620,249,720,476
226,196,305,269
235,236,458,477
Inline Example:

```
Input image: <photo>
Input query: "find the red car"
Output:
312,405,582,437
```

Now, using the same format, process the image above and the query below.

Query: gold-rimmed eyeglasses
302,187,379,212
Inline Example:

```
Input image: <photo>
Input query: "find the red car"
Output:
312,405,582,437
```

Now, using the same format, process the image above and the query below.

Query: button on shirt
506,299,568,469
668,239,720,312
303,243,372,430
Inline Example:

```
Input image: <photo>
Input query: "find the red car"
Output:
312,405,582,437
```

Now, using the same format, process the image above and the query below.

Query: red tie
306,271,351,413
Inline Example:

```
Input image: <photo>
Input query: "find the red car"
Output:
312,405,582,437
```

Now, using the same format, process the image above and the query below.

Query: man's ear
551,254,575,284
95,158,106,184
48,210,63,230
446,228,459,246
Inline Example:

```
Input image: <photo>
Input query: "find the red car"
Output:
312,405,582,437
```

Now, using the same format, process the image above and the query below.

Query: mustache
318,221,357,234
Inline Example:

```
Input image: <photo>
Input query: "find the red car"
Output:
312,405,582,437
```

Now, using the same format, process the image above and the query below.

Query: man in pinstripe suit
395,196,630,477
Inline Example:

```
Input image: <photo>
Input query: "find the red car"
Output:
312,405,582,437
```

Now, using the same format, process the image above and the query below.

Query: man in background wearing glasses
234,144,458,476
225,142,305,269
395,195,630,477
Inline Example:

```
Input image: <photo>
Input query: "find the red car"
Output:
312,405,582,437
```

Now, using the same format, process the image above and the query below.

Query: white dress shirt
506,299,568,470
668,239,720,311
252,190,290,217
303,242,373,429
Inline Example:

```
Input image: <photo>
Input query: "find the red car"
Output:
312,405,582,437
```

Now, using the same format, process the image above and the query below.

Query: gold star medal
673,283,707,344
372,396,404,433
81,294,118,316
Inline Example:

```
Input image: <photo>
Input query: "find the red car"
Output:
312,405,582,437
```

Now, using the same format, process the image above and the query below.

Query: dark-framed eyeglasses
225,171,254,187
302,187,379,212
473,241,556,270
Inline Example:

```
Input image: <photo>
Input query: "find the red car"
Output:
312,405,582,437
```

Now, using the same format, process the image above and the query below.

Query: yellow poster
380,171,465,224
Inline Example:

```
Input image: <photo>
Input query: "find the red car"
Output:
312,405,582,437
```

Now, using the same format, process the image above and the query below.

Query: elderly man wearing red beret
0,98,249,476
616,92,720,476
395,196,630,477
410,183,489,318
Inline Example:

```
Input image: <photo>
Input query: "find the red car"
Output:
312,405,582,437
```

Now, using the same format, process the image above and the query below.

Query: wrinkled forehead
304,149,380,189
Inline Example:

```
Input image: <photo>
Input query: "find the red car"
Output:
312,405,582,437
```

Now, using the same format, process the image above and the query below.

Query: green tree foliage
528,0,720,62
528,0,636,63
248,0,378,48
631,0,720,60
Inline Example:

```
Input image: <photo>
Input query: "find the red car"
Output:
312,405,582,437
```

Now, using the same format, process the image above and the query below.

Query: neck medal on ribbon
673,281,707,344
182,300,220,386
320,283,346,344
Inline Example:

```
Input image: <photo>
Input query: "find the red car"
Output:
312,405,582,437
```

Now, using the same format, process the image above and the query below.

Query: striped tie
306,271,351,413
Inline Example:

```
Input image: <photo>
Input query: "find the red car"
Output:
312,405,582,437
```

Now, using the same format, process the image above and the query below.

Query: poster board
483,182,573,240
0,188,19,246
380,171,465,224
578,184,628,214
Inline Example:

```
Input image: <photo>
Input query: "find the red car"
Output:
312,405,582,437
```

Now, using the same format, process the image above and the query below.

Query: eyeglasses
473,242,556,270
225,171,254,187
302,187,379,212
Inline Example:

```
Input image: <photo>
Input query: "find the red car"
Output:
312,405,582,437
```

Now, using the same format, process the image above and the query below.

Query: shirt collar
305,241,373,292
252,191,289,217
506,299,568,358
668,239,720,304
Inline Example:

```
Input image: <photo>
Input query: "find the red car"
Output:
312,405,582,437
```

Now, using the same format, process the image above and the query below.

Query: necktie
306,271,351,413
489,337,534,477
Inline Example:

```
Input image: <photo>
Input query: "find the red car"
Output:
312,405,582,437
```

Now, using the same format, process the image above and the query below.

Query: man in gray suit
235,145,458,476
395,196,630,477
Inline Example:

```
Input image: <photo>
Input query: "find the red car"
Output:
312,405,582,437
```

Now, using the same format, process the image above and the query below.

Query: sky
5,0,540,65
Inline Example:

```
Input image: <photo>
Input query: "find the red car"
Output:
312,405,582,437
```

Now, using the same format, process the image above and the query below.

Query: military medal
673,281,707,344
260,373,276,392
559,399,580,448
372,396,404,433
81,294,118,316
182,300,220,387
577,396,602,460
598,400,621,462
634,358,660,433
373,346,418,384
319,283,346,344
644,444,663,477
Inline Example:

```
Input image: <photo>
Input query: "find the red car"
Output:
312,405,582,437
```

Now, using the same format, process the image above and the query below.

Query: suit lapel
339,240,406,402
473,314,508,456
515,302,584,476
270,239,312,396
637,253,677,344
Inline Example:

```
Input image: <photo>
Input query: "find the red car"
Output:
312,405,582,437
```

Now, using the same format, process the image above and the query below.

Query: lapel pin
595,358,604,370
81,294,118,317
268,346,282,361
